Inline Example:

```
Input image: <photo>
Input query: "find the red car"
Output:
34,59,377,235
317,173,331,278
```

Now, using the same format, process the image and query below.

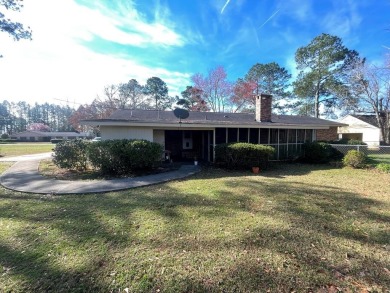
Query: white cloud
280,0,313,22
0,0,189,105
321,0,362,38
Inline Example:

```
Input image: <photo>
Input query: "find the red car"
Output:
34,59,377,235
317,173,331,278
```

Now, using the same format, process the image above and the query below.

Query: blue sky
0,0,389,106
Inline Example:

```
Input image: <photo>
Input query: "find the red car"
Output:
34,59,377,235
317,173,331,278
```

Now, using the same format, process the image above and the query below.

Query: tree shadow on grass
0,185,255,291
0,166,389,292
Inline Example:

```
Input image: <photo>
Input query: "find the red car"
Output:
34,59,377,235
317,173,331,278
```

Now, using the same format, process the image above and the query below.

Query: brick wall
255,94,272,122
316,127,338,141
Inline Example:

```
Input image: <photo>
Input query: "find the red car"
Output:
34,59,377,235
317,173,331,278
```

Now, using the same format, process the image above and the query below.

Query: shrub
329,139,366,145
87,139,163,175
376,163,390,173
215,143,275,169
53,139,89,171
51,139,63,144
301,142,343,163
1,133,9,139
0,139,17,144
342,150,367,168
347,139,366,145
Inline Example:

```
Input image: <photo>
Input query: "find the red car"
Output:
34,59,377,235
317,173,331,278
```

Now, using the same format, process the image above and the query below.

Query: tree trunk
315,90,320,118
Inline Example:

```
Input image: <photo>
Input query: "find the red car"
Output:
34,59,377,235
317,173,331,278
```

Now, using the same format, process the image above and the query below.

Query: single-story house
338,115,381,146
81,94,346,161
11,131,90,142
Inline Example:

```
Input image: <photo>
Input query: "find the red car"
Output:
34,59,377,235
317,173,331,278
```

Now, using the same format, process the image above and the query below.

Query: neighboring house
11,131,90,142
338,115,381,146
81,94,346,161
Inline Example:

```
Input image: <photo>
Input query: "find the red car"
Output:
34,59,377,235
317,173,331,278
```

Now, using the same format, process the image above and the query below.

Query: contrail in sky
221,0,231,14
259,9,280,29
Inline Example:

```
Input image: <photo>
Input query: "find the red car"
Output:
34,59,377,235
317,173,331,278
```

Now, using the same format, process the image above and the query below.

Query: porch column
213,129,216,163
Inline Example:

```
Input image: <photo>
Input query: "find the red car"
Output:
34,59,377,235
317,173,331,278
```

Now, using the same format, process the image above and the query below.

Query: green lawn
0,143,53,157
0,163,389,292
368,153,390,164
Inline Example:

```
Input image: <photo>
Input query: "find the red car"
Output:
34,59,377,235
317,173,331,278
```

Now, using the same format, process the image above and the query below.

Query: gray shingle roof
351,115,379,128
89,109,345,127
12,131,88,137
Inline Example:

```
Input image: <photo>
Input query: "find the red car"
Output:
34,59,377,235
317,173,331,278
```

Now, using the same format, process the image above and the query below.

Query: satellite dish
173,108,189,120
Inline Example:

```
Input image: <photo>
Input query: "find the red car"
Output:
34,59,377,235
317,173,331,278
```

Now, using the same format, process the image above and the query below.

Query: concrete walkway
0,157,201,195
0,152,53,162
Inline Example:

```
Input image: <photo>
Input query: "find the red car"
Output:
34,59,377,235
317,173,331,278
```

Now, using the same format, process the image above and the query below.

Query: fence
265,143,390,162
330,144,390,155
330,144,390,164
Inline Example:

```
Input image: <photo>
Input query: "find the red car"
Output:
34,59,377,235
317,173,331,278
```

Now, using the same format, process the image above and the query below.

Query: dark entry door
165,130,210,162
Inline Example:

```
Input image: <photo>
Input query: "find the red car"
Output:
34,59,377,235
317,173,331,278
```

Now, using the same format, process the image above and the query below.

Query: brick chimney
255,94,272,122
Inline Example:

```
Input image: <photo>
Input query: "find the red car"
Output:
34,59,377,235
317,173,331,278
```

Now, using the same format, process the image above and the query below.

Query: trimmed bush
1,133,9,139
87,139,163,175
301,142,343,163
53,139,89,171
347,139,366,145
342,150,367,168
215,143,275,169
376,163,390,173
0,139,17,144
51,139,63,144
329,139,366,145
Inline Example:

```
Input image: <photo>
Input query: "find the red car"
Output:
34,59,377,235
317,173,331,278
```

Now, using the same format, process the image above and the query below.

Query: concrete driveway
0,153,200,194
0,152,53,162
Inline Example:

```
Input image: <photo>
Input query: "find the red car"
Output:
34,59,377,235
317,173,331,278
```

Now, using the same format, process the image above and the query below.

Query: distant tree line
2,29,388,143
0,101,75,134
69,77,174,131
69,34,389,143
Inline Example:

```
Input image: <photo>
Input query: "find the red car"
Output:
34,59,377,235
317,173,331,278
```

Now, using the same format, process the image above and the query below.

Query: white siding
100,126,153,141
153,130,165,149
338,115,381,146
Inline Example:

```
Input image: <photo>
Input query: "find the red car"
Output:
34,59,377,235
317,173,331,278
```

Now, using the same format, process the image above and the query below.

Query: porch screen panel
279,129,287,143
259,129,269,144
227,128,238,143
270,129,278,144
215,128,226,144
306,129,313,142
239,128,248,142
297,129,305,143
249,128,259,144
288,129,296,143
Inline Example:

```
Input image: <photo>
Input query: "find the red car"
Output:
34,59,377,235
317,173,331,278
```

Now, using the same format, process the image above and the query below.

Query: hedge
52,139,163,175
301,142,344,163
51,139,63,144
215,143,275,169
53,139,89,171
87,139,163,175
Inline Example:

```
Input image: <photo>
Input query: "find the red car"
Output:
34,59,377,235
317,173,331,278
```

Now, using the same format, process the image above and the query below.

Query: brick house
82,94,346,161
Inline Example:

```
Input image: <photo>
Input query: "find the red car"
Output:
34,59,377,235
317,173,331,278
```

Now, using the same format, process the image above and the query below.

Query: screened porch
214,127,316,160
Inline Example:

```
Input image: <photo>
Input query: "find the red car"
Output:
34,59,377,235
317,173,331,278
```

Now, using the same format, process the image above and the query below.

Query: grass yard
368,153,390,165
0,163,389,292
0,143,53,157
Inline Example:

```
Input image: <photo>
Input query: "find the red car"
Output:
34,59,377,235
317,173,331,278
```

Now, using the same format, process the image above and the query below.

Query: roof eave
81,119,344,129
